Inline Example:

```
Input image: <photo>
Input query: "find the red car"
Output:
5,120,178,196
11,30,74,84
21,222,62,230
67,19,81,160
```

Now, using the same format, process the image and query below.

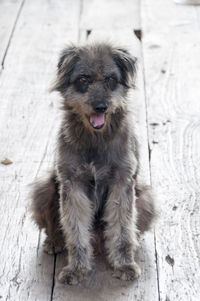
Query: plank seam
140,52,161,301
50,255,57,301
140,35,161,301
78,0,84,43
140,46,161,301
1,0,26,70
154,232,161,301
140,1,161,300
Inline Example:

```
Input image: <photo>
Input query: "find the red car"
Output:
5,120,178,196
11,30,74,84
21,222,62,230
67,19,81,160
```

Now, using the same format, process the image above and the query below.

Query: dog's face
52,44,136,131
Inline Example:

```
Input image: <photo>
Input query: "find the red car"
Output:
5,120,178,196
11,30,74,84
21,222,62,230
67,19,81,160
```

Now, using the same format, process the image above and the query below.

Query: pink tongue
90,113,105,128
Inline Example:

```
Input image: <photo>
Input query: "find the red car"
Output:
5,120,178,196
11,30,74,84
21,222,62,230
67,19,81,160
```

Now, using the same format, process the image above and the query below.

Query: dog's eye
75,76,89,93
79,76,88,84
106,77,118,91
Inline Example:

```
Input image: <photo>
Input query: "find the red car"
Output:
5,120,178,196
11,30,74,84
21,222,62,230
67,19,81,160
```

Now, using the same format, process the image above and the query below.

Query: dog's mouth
89,113,105,130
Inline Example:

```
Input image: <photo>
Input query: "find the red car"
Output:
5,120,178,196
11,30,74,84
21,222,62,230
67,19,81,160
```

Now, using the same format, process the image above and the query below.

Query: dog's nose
95,103,108,113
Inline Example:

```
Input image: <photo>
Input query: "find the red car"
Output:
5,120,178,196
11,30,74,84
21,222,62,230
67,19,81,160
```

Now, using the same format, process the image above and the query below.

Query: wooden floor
0,0,200,300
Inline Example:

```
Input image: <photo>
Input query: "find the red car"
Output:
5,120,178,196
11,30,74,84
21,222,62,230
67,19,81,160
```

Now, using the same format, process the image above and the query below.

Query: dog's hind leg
135,183,156,233
30,172,65,254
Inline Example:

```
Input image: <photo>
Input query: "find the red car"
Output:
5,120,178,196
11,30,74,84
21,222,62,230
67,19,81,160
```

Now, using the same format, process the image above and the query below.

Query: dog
31,43,156,285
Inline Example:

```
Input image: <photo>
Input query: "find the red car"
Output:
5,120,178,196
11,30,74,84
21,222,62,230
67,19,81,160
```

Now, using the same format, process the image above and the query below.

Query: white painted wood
0,0,24,67
53,29,158,301
80,0,140,30
141,0,200,300
175,0,200,4
0,0,80,300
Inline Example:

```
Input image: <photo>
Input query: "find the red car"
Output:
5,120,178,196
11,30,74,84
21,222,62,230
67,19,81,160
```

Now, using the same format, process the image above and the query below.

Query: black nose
95,103,108,113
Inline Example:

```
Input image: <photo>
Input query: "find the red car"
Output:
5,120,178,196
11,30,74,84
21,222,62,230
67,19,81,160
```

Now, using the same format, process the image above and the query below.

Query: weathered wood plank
141,0,200,300
0,0,24,68
53,29,158,301
80,0,140,30
0,0,80,300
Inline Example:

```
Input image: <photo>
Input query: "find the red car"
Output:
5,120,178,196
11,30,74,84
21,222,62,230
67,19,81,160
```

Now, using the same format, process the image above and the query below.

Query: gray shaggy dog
31,43,156,285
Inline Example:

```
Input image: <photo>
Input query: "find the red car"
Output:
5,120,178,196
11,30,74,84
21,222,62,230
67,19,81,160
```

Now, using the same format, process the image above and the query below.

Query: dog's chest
82,149,110,215
83,149,110,188
82,148,106,166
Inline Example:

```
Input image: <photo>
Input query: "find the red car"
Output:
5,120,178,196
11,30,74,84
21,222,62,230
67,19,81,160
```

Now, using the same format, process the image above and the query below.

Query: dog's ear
112,48,137,88
51,46,79,93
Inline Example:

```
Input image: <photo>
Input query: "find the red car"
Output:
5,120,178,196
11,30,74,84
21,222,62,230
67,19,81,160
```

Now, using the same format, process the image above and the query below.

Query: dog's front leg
58,179,92,285
103,178,141,281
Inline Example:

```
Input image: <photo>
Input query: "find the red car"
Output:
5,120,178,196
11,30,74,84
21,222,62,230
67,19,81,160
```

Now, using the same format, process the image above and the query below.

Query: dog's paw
58,266,89,285
43,238,65,255
112,262,141,281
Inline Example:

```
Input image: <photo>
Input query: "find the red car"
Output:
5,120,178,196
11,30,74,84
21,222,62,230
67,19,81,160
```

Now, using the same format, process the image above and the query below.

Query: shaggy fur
31,43,156,285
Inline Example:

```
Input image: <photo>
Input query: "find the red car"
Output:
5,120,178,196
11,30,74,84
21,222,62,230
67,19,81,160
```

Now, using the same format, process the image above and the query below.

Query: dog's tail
30,171,60,233
135,183,157,233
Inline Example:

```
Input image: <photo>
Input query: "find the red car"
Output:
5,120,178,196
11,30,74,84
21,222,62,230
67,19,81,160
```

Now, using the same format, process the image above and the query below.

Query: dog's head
52,43,136,131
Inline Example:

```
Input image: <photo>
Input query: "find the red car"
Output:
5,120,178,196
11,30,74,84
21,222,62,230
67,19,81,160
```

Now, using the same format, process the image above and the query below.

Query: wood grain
0,0,24,68
0,0,79,299
141,0,200,300
80,0,140,30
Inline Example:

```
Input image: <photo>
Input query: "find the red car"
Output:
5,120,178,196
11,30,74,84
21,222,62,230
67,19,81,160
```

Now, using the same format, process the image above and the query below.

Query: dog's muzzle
89,103,108,129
